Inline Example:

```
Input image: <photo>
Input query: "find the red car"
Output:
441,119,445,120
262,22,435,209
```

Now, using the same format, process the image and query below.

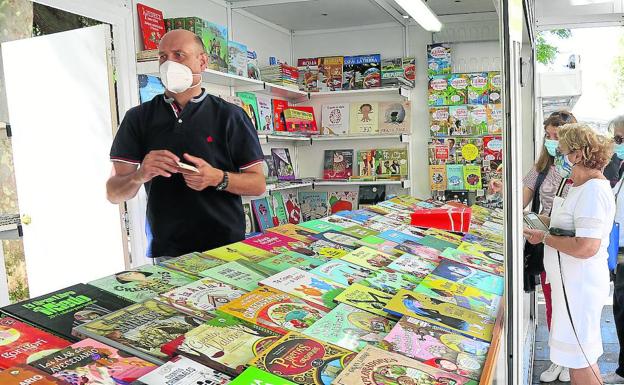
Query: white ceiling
426,0,497,15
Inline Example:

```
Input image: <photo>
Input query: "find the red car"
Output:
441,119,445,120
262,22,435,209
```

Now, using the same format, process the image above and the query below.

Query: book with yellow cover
204,242,275,263
414,275,501,316
340,246,398,270
334,283,396,319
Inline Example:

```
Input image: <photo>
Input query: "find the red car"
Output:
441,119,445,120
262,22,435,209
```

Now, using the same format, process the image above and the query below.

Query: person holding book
106,29,265,260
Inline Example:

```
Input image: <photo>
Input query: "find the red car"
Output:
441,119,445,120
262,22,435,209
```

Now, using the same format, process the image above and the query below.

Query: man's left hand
179,153,224,191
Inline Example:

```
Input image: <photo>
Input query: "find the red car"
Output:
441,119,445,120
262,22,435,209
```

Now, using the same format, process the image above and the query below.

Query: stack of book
260,64,299,89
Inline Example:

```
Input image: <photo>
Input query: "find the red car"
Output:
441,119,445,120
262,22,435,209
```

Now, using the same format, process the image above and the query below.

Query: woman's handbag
523,171,547,292
608,180,624,272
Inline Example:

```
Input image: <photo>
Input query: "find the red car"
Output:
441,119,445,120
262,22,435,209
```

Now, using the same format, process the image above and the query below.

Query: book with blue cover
310,259,372,286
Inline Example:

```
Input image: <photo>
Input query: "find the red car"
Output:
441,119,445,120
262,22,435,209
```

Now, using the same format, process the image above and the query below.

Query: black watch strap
216,171,229,191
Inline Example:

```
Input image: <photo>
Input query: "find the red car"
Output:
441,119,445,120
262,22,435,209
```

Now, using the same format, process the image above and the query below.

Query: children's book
263,155,278,184
243,232,304,255
341,225,378,239
228,40,248,77
236,92,261,130
378,149,409,178
356,235,401,255
429,107,451,136
414,275,501,316
379,101,411,134
393,242,442,264
381,57,416,87
88,265,195,303
488,71,502,104
252,197,275,232
204,241,275,263
384,290,495,342
341,246,397,270
323,150,354,180
304,303,394,352
218,286,329,335
306,240,351,259
267,224,315,243
256,95,274,134
271,148,295,181
318,56,344,92
248,50,261,80
439,247,504,278
230,366,297,385
383,316,489,381
334,283,396,318
133,355,232,385
428,138,450,165
335,209,378,224
259,267,345,309
72,300,204,364
250,331,356,385
298,191,329,221
434,257,504,294
202,21,228,72
427,43,452,77
244,203,257,235
157,277,247,320
456,137,484,164
468,72,489,104
270,192,289,226
30,338,157,384
321,103,350,135
376,230,420,245
343,54,382,90
0,317,70,369
448,105,470,135
328,191,358,214
468,104,488,135
272,99,289,132
428,75,449,106
417,236,459,252
258,251,325,273
299,219,343,233
335,345,477,385
283,106,318,134
199,261,271,291
350,102,379,134
138,75,165,103
457,242,504,264
0,365,66,385
297,58,319,92
360,267,421,294
356,149,376,178
282,192,302,224
446,164,465,190
448,74,469,105
1,284,133,342
387,253,439,279
137,4,165,50
358,185,386,207
487,104,503,133
312,230,361,250
426,228,465,244
430,165,447,191
483,135,503,161
309,259,371,286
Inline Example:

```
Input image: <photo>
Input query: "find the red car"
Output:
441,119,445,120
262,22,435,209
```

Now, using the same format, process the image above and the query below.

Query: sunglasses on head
550,111,574,123
615,135,624,145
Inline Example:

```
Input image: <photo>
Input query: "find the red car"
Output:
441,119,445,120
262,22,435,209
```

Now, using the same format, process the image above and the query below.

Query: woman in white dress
524,123,615,385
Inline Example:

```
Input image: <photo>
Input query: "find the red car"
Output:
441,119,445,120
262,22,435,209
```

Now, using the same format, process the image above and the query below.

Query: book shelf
308,86,412,101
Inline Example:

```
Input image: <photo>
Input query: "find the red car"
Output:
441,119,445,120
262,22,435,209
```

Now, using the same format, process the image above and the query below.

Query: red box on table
410,204,472,233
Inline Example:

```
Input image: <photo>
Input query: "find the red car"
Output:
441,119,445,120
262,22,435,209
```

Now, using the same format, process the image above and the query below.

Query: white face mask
159,60,201,94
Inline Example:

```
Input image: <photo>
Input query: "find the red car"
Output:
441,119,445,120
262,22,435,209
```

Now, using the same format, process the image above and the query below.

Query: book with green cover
334,283,396,319
360,267,421,294
440,248,505,277
199,261,271,291
160,252,224,277
309,259,371,286
386,253,439,280
414,275,501,316
236,92,261,130
464,164,483,191
202,21,228,72
88,265,195,303
340,225,379,239
204,242,275,263
259,267,344,309
341,246,397,270
257,251,325,273
417,235,458,252
229,367,297,385
356,236,401,255
299,219,344,233
303,303,394,352
271,192,289,226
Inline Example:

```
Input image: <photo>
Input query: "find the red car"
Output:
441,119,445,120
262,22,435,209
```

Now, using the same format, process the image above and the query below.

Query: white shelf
258,83,308,102
314,180,410,188
268,181,314,192
311,134,410,143
308,87,412,99
258,134,312,144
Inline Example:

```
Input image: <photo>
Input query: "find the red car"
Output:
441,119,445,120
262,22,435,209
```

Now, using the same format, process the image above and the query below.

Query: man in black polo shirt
106,29,265,259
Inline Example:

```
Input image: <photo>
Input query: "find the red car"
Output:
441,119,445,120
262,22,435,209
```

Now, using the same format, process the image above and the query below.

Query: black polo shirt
110,90,263,257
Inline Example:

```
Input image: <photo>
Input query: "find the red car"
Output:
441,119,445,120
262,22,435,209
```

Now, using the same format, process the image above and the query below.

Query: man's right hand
136,150,180,183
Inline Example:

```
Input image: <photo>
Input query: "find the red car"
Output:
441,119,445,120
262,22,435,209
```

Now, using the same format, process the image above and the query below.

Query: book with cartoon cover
243,233,305,255
321,103,349,135
341,246,397,270
378,149,408,178
318,56,344,92
271,148,295,181
428,75,449,106
447,74,469,105
335,209,377,224
343,54,381,90
258,251,325,273
323,150,354,180
298,192,329,221
488,71,502,104
377,229,421,244
133,355,231,385
386,253,439,280
312,230,360,250
267,224,316,243
457,242,504,264
355,236,401,256
228,40,248,78
0,365,67,385
204,241,275,263
414,275,501,316
360,267,421,294
328,191,358,214
309,260,371,286
297,58,319,92
282,192,302,224
468,105,488,135
334,283,396,319
256,95,274,134
306,239,351,259
440,248,504,277
394,241,442,263
270,192,289,226
427,43,452,77
340,225,379,239
299,219,343,233
433,257,504,295
379,101,411,134
350,102,379,135
202,21,228,72
447,164,465,190
229,366,296,385
417,236,458,252
199,261,272,291
468,72,489,104
159,252,223,277
430,107,450,137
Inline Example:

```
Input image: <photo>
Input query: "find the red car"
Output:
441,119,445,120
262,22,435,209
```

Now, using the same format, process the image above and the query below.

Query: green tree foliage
536,29,572,65
606,34,624,108
32,2,101,36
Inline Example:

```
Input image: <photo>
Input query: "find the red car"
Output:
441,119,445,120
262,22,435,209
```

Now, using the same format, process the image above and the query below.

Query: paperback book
429,165,447,191
488,71,502,104
160,252,223,277
271,148,295,181
328,191,358,214
487,104,503,133
334,283,396,318
298,191,329,221
283,106,318,134
350,102,379,134
309,259,371,286
427,43,452,77
282,192,302,224
248,50,261,80
441,247,504,276
137,3,165,50
256,95,274,133
414,275,501,316
468,104,488,135
379,101,411,134
272,99,289,132
483,135,503,161
263,155,278,184
133,355,231,385
267,224,316,243
228,40,248,77
236,92,260,131
297,58,319,92
358,185,386,207
243,232,303,255
258,251,325,273
341,225,378,239
428,75,449,106
229,366,297,385
0,365,66,385
318,56,344,92
341,246,397,270
468,72,489,104
311,230,360,250
446,164,465,190
387,253,439,279
357,149,377,178
433,257,504,295
360,267,421,294
323,150,354,180
199,260,271,291
202,21,228,72
378,149,408,178
381,57,416,87
204,241,275,263
448,105,470,135
343,54,382,90
271,192,289,226
355,235,400,255
321,103,350,135
244,203,257,235
252,197,275,232
429,106,451,136
376,229,421,244
464,164,483,191
448,74,469,105
138,75,165,103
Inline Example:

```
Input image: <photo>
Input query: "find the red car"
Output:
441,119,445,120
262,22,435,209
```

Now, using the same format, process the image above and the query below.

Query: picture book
427,43,452,77
448,105,470,135
259,267,345,308
137,4,165,50
426,229,465,245
468,104,488,135
468,72,489,104
456,137,484,164
350,102,379,134
488,71,502,104
30,338,157,384
236,92,260,130
243,232,303,255
230,366,297,385
379,101,411,134
0,317,70,369
448,74,469,105
341,246,397,270
309,259,371,286
483,135,503,161
343,54,382,90
267,224,316,243
252,197,275,232
299,219,343,233
250,331,356,385
256,95,274,134
304,303,394,352
1,284,133,341
334,283,396,318
358,185,386,207
138,74,165,103
181,17,203,36
341,225,378,239
73,300,204,364
384,290,495,342
378,148,409,178
446,164,465,190
258,251,325,273
376,229,421,245
298,58,319,92
429,165,447,191
428,139,450,165
217,286,329,335
305,239,351,259
263,155,278,184
272,99,289,132
328,191,358,214
157,277,247,320
312,230,361,250
248,50,261,80
271,148,295,181
357,149,377,178
360,267,422,294
335,209,378,224
414,275,501,316
445,190,471,205
88,264,195,303
457,242,504,264
417,236,459,252
202,21,228,72
435,257,504,294
167,314,279,376
323,150,354,180
270,193,289,226
428,75,449,106
318,56,344,92
282,192,302,224
382,317,489,381
429,107,451,136
204,241,275,263
335,345,478,385
463,164,483,191
387,252,439,277
321,103,350,135
487,103,503,133
381,57,416,87
133,355,232,385
356,235,400,255
244,203,257,235
283,106,318,134
298,191,329,221
228,40,248,77
199,261,270,291
0,365,66,385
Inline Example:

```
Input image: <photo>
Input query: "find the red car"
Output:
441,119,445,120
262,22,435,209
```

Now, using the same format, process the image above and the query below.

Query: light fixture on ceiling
394,0,442,32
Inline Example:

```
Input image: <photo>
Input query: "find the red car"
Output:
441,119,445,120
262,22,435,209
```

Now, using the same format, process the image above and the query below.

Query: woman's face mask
615,143,624,160
544,139,559,157
555,152,575,178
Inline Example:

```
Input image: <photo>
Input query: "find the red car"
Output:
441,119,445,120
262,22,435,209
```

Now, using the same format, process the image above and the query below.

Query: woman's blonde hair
558,123,614,170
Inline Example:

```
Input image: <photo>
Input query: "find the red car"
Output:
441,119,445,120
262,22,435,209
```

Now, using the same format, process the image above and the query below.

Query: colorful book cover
387,253,439,279
360,267,421,294
244,203,256,235
414,275,501,316
487,104,503,134
483,135,503,161
376,229,421,245
378,149,408,178
328,191,358,214
429,165,447,191
448,105,470,135
417,236,458,252
229,367,297,385
356,235,400,255
271,148,295,181
382,317,489,381
428,139,450,165
428,75,449,107
30,338,157,384
430,107,450,136
457,137,483,164
160,252,223,277
358,185,386,207
243,233,303,255
282,192,302,224
0,365,66,385
0,317,70,369
334,283,396,318
237,92,261,131
272,99,289,132
298,191,329,221
299,219,343,233
323,150,354,180
321,103,350,135
202,21,228,72
309,259,371,286
341,246,397,270
446,164,465,190
199,261,271,291
304,303,394,352
157,277,246,320
312,230,360,250
341,225,378,239
181,17,203,35
1,284,133,342
283,106,318,134
336,209,378,224
383,290,495,342
427,43,452,77
252,197,275,232
88,264,195,303
356,150,377,178
137,3,165,50
250,331,356,385
271,193,289,226
381,57,416,87
435,256,504,294
298,58,319,92
334,345,478,385
343,54,381,90
256,95,274,134
259,267,345,309
488,71,502,104
468,104,488,135
218,286,329,335
168,314,279,376
204,241,274,263
247,50,261,80
468,72,489,104
448,74,469,105
463,164,483,191
350,102,379,134
317,56,344,92
267,224,316,243
426,228,465,244
379,101,411,134
138,75,165,103
133,355,231,385
306,240,351,259
263,155,278,184
228,40,248,77
457,242,504,264
258,251,325,273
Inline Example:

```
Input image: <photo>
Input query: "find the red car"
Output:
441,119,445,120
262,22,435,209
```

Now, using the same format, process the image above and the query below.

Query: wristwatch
216,171,229,191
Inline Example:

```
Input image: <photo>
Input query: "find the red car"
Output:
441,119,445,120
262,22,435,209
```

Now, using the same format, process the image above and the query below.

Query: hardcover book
249,331,356,385
204,241,275,263
340,225,378,239
202,21,228,72
357,149,377,178
258,251,325,273
282,192,302,224
137,4,165,50
318,56,344,92
341,246,397,270
243,232,303,255
1,284,133,341
446,164,465,190
160,252,223,277
323,150,354,180
252,197,275,232
381,57,416,87
297,58,319,92
133,355,231,385
271,192,290,226
228,40,248,77
283,106,318,134
379,101,411,134
358,185,386,207
236,92,261,130
230,366,297,385
321,103,350,135
429,106,450,136
199,261,271,291
488,71,502,104
386,253,439,280
360,267,421,294
427,43,452,77
309,259,371,286
429,165,447,191
328,191,358,214
350,102,379,135
343,54,382,90
256,95,274,134
272,99,289,132
433,256,504,295
271,148,296,181
378,148,408,178
0,365,66,385
448,74,469,105
333,283,396,318
267,224,316,243
428,75,449,106
298,191,329,221
468,72,489,104
414,275,501,316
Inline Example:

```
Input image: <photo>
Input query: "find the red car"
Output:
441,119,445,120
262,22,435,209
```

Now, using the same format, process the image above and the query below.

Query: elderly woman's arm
523,227,600,259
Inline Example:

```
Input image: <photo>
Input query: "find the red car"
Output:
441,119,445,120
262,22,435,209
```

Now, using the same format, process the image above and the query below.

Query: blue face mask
555,153,574,178
544,139,559,157
615,143,624,160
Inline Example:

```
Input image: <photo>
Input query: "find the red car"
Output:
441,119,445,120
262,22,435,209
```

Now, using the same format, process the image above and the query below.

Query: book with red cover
483,135,503,161
0,317,71,369
0,365,66,385
137,4,166,50
243,233,302,254
272,99,289,132
283,106,318,134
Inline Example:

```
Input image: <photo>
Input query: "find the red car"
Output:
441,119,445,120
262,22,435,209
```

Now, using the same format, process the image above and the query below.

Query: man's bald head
159,29,206,55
